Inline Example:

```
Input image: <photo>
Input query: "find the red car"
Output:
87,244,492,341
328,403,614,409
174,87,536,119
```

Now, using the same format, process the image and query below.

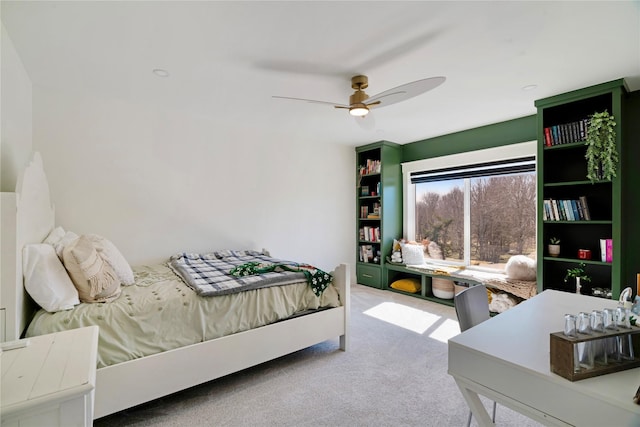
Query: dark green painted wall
401,115,537,163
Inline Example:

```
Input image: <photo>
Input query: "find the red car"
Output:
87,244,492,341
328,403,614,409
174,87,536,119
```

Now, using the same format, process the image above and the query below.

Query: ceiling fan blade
366,76,446,108
272,95,348,108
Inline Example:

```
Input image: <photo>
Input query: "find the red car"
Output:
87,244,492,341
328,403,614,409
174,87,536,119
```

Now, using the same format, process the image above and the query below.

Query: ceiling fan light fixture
349,104,369,117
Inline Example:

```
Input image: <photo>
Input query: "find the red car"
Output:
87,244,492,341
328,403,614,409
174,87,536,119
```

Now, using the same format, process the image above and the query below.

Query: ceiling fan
273,75,446,118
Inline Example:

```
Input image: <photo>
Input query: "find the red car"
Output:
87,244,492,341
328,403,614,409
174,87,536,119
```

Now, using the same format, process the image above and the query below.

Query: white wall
31,86,355,272
1,24,33,192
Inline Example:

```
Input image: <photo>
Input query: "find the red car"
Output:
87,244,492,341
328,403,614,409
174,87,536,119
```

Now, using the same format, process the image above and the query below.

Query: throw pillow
505,255,536,281
22,243,80,312
390,278,421,293
400,243,425,265
63,235,122,303
86,234,135,285
43,226,66,246
53,230,79,259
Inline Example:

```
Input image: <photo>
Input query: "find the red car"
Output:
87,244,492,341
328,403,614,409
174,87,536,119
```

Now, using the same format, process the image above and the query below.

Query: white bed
0,152,350,419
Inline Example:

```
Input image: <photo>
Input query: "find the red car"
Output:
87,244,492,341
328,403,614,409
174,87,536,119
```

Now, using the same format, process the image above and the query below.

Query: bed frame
0,152,351,419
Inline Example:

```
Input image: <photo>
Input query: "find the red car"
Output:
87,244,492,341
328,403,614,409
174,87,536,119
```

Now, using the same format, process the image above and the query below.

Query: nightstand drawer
357,264,382,288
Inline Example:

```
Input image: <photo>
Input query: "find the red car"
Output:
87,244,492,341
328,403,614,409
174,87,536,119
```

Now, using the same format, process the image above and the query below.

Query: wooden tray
550,326,640,381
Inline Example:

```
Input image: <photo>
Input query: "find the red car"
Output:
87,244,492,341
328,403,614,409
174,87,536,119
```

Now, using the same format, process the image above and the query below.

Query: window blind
410,156,535,184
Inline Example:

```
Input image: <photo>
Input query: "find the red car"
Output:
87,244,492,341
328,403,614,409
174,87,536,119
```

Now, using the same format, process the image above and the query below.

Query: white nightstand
1,326,99,427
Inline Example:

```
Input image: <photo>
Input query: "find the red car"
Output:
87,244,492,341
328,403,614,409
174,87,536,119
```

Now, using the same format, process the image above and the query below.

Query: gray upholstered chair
454,284,497,426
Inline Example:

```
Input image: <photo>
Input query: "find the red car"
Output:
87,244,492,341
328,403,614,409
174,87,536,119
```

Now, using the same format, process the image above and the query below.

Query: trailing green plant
585,110,617,183
564,262,591,283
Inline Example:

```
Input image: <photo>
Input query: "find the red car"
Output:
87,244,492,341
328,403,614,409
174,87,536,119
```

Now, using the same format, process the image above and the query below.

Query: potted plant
585,110,618,183
548,237,561,257
564,262,591,294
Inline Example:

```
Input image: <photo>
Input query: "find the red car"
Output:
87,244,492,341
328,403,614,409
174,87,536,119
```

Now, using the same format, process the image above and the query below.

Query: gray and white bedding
168,250,307,296
26,262,341,368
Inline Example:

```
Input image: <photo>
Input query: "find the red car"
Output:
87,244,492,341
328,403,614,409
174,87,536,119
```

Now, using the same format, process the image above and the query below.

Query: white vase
548,244,560,257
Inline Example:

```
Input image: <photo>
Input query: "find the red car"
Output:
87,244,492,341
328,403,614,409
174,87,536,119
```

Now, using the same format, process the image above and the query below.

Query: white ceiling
2,1,639,147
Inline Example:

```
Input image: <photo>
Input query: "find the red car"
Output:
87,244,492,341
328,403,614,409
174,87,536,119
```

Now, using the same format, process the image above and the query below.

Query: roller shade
410,156,535,184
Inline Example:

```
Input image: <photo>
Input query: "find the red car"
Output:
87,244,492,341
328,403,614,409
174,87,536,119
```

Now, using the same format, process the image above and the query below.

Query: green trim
401,115,537,163
535,79,627,109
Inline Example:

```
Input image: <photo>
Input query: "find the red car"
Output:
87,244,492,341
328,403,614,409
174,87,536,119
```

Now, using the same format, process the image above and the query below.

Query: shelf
544,220,612,225
543,141,586,150
356,261,381,266
543,257,612,266
386,287,455,307
544,180,611,187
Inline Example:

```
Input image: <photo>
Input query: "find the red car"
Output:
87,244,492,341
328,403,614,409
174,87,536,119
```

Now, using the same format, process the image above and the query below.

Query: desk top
448,290,640,425
1,326,99,417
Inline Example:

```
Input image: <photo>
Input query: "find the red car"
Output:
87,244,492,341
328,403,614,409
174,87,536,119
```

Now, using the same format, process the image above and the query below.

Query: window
403,142,537,272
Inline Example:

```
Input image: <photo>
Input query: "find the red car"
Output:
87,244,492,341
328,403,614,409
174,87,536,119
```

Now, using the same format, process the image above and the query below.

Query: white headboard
0,152,55,341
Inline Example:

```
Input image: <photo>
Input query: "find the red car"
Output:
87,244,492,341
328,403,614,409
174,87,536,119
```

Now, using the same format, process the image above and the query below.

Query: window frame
402,140,537,270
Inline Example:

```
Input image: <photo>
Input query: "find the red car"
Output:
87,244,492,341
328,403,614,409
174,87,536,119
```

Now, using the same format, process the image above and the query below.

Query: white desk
1,326,99,427
448,290,640,426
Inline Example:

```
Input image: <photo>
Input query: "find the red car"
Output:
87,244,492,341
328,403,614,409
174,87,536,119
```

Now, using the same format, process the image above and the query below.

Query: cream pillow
53,230,80,259
43,226,66,246
23,244,80,312
505,255,537,281
86,234,135,285
63,235,122,303
400,243,425,265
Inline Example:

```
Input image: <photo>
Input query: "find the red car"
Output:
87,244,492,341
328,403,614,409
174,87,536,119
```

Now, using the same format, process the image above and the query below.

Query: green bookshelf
355,141,402,288
535,79,628,298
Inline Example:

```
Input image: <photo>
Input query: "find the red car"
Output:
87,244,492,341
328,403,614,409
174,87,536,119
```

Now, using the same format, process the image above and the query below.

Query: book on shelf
544,197,591,221
359,245,375,263
600,238,613,263
359,159,381,175
359,226,380,242
542,118,589,146
579,196,591,220
361,186,369,196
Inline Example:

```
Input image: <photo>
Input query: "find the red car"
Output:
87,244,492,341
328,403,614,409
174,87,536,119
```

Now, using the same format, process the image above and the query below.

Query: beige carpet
95,283,543,426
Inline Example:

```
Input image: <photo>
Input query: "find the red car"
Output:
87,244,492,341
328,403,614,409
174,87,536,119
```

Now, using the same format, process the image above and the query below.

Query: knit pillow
86,234,135,285
63,235,121,303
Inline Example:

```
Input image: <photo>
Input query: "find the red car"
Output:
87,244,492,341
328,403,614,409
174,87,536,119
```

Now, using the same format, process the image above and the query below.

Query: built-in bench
384,263,537,309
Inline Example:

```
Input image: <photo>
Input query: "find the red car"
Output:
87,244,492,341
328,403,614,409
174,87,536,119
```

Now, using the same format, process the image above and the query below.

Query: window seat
405,264,538,301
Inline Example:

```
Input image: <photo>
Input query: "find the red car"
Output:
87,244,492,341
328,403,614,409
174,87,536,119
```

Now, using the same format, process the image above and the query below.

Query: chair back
454,284,490,332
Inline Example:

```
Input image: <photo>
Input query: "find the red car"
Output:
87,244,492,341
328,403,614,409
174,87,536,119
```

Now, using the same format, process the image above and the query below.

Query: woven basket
453,282,467,296
432,278,455,299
